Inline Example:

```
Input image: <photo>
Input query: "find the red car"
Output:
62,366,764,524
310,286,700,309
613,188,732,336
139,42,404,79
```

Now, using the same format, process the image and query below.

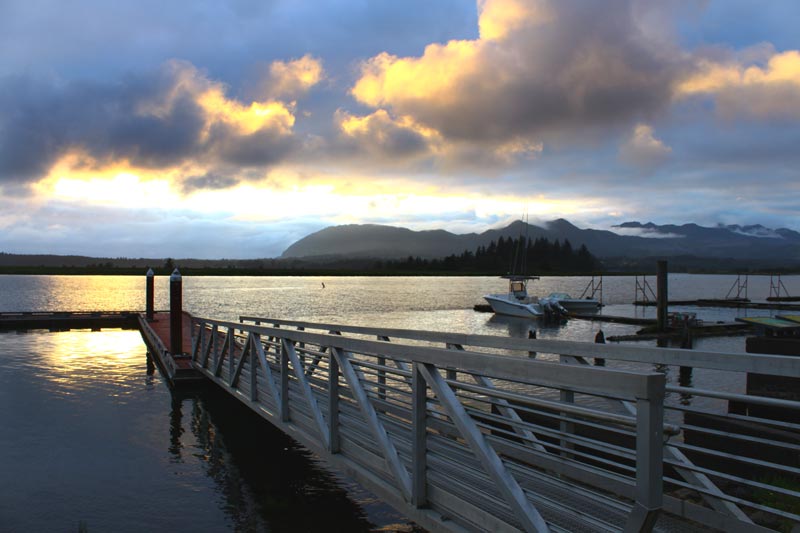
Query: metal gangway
184,315,800,532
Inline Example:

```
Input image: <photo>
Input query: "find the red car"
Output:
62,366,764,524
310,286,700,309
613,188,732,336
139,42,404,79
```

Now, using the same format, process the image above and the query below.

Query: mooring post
657,260,668,332
170,268,183,355
594,329,606,366
527,329,537,358
146,268,155,321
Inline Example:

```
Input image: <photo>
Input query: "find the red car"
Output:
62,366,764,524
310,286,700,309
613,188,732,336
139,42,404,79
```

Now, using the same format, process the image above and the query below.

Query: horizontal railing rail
240,316,800,533
238,316,800,376
193,316,671,532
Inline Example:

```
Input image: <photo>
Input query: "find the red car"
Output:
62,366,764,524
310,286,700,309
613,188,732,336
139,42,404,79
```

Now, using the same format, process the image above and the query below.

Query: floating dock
635,299,800,310
137,311,203,385
0,311,139,331
0,310,203,386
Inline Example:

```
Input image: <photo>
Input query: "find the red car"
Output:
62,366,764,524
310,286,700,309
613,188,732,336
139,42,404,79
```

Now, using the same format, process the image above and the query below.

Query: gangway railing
580,274,604,305
634,276,657,305
193,316,669,532
240,316,800,533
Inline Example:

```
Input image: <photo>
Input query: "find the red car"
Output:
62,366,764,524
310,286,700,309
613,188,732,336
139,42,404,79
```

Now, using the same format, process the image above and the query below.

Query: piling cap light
170,268,182,281
146,268,154,277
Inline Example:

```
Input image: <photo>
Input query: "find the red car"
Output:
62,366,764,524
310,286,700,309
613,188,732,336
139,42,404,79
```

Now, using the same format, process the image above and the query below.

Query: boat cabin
502,275,539,301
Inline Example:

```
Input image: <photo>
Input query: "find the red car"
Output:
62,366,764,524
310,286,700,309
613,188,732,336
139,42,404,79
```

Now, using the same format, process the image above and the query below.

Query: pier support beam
146,268,155,321
656,261,668,332
170,268,183,355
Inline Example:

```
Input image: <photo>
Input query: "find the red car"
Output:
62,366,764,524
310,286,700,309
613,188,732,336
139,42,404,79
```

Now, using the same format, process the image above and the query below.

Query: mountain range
281,219,800,269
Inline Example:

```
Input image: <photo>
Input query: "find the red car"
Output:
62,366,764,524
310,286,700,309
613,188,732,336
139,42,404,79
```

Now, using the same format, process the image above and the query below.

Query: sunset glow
1,0,798,258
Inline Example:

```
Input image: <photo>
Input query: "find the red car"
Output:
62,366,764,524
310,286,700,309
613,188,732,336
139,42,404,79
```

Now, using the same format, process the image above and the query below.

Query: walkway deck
137,311,202,385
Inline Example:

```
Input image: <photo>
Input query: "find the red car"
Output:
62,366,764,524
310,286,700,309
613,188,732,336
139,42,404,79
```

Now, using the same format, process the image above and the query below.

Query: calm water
1,273,798,531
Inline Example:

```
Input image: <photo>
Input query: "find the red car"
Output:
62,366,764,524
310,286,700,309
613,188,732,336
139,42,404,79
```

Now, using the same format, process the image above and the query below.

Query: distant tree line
377,236,600,274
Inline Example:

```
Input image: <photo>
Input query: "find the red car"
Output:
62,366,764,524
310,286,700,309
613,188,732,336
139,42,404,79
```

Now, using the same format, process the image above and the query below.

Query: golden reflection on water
0,275,166,312
34,329,148,398
45,275,148,311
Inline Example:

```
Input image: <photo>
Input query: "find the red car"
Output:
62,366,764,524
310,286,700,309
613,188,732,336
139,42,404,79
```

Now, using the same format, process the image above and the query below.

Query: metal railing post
280,338,290,422
412,362,428,508
625,392,664,532
559,356,575,458
328,350,340,453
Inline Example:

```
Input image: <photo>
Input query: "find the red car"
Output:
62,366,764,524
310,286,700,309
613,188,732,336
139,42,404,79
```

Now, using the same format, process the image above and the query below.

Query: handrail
239,316,800,377
193,316,668,532
238,315,800,532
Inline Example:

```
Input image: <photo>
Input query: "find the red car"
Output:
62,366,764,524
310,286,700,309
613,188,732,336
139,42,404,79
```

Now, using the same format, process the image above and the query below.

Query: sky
1,0,799,259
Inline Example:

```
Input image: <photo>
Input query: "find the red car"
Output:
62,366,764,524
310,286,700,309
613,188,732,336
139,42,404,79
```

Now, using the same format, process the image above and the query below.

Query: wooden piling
170,268,183,355
146,268,155,321
656,260,668,332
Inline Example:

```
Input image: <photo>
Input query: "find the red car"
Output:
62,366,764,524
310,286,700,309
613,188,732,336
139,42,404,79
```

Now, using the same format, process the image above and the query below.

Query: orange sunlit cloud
350,0,545,109
198,90,295,136
267,54,326,98
477,0,551,40
677,49,800,118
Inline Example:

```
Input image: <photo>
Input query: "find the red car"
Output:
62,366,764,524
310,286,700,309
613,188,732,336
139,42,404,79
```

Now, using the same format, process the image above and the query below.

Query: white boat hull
483,294,543,317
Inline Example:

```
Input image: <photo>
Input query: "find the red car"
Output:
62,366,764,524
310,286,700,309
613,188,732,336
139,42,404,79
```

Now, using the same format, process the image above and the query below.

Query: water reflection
181,388,380,532
0,330,415,532
29,329,147,400
678,366,694,406
485,314,539,338
169,394,184,462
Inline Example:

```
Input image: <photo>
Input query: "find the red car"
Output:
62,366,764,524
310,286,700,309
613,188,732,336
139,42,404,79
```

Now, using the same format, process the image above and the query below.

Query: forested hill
377,236,599,274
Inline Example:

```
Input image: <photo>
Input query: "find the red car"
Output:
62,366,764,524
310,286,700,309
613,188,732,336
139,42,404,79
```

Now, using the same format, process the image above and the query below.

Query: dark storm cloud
206,123,299,168
0,61,298,185
179,172,239,193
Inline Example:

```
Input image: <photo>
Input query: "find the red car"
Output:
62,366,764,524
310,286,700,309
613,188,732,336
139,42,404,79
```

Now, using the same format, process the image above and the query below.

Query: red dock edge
137,311,204,385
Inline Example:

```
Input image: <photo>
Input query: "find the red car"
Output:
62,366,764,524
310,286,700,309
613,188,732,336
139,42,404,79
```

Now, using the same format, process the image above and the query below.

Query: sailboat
482,218,567,318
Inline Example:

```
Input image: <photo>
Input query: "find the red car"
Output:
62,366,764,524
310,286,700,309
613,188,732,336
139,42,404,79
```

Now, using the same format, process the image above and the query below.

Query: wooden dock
634,299,800,310
0,311,139,331
0,310,203,385
137,311,203,385
569,313,655,325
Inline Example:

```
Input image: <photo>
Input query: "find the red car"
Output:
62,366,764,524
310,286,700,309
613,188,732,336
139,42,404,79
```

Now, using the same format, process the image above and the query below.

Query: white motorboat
546,292,601,312
484,276,567,318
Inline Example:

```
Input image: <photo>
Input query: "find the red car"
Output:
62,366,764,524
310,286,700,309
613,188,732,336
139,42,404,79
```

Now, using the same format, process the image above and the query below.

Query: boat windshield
510,280,527,297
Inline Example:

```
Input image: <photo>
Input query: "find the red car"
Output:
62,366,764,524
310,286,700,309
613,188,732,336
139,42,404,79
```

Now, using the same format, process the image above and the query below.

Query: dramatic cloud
351,0,685,150
335,109,438,160
677,48,800,119
0,58,323,189
0,0,798,258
